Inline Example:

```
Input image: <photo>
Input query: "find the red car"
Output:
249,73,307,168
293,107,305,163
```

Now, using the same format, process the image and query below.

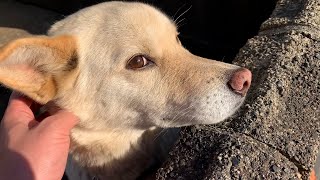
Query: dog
0,1,251,180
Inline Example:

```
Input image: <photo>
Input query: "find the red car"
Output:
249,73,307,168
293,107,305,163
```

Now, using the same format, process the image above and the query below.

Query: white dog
0,1,251,180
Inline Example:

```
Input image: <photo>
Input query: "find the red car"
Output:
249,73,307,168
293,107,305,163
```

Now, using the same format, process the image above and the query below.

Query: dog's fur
0,2,250,180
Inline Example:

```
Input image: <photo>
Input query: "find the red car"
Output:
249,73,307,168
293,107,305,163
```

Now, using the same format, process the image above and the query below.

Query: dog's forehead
119,3,173,25
50,2,177,35
88,2,179,57
101,2,177,40
49,2,179,68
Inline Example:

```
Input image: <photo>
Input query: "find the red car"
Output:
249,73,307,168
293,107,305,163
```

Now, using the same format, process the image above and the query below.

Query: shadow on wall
17,0,277,62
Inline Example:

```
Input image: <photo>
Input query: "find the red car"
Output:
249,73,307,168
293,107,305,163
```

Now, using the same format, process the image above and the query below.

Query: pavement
0,0,319,180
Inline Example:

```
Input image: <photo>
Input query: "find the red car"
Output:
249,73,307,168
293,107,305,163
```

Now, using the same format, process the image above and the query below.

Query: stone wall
156,0,320,179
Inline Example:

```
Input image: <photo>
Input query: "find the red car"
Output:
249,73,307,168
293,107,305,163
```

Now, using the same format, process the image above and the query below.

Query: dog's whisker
177,22,187,29
168,105,195,127
168,104,189,124
152,128,167,141
172,3,187,21
176,18,186,28
176,106,194,121
174,5,192,26
222,56,226,62
187,115,197,125
171,105,193,122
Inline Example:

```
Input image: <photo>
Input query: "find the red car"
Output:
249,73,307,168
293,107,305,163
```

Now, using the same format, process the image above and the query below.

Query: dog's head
0,2,251,130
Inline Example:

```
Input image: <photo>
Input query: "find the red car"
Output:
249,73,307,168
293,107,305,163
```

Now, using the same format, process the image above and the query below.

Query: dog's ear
0,35,79,104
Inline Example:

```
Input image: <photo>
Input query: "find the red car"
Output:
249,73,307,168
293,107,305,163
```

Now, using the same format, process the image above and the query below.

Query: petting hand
0,92,78,180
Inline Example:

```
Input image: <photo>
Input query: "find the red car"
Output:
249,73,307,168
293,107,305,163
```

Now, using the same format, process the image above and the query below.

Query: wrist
0,151,34,180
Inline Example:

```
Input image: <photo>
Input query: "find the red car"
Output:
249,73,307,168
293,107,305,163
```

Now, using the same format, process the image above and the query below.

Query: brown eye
127,55,149,69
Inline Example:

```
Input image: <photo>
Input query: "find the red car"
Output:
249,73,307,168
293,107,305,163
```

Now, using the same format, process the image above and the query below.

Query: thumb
37,110,79,135
2,92,35,130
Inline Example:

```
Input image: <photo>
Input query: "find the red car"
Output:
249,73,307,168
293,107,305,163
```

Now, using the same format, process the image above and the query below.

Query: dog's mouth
156,92,246,128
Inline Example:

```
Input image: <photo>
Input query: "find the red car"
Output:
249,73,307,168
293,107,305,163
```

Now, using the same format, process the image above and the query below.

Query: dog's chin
205,98,245,124
153,90,247,128
157,101,245,128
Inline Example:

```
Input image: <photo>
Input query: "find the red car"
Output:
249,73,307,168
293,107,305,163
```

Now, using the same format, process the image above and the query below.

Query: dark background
18,0,277,61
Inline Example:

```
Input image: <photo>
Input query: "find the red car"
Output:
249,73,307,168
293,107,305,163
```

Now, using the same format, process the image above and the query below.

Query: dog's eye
127,55,150,69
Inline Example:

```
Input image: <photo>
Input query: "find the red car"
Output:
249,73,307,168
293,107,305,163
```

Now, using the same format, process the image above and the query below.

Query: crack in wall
216,125,307,174
259,24,320,42
241,131,307,173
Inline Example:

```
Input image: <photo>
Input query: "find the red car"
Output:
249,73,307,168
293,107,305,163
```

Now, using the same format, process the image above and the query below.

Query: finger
9,91,33,107
38,110,79,135
2,92,36,130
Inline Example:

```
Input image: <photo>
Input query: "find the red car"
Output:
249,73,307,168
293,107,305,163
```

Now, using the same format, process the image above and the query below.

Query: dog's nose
227,68,252,96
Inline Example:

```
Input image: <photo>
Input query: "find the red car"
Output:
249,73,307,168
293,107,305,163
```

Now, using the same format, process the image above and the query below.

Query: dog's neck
52,94,179,179
70,126,145,164
67,126,174,180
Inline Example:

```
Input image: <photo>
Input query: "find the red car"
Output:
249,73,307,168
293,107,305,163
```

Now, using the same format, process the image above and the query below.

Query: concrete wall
156,0,320,179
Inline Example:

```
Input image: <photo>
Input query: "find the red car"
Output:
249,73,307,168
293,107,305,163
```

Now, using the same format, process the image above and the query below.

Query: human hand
0,92,78,180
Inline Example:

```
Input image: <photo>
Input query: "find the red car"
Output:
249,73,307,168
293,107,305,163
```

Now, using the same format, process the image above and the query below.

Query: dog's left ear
0,35,79,104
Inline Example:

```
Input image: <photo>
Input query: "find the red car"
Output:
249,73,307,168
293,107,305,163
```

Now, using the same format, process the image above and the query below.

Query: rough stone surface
157,126,302,180
156,0,320,179
229,31,320,177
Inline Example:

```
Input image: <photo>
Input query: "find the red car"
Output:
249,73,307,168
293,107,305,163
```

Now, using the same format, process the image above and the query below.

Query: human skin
0,92,78,180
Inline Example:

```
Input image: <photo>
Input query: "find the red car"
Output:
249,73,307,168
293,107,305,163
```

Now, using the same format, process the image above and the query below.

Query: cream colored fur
0,2,249,180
